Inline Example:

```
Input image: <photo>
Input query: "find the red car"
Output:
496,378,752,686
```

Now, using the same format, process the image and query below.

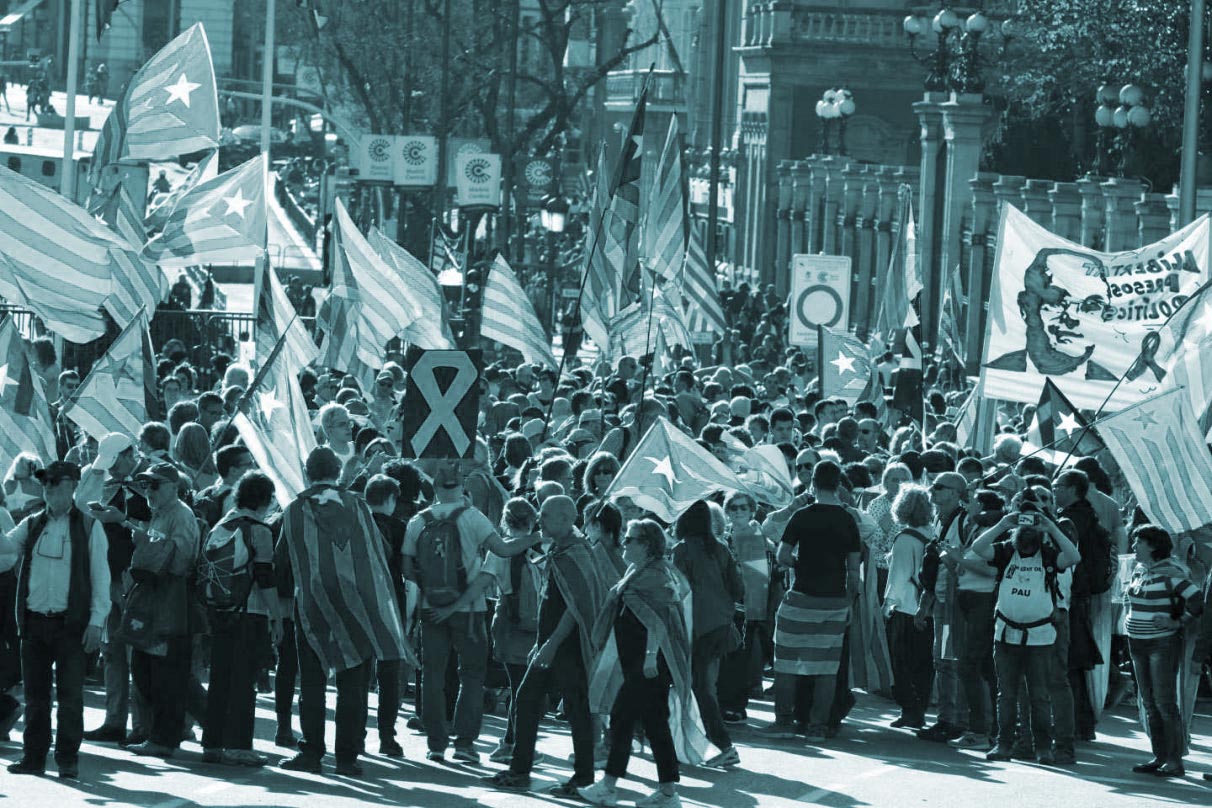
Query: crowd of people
0,322,1209,805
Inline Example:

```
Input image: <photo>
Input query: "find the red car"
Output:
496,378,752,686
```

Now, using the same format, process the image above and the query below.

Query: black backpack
413,507,469,608
1080,521,1116,595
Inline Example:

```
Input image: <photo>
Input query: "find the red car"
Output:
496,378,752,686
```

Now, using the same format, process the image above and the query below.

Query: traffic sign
789,254,852,347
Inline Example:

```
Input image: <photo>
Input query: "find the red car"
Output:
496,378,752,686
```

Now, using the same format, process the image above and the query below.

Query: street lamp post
904,6,1012,94
814,88,856,156
539,192,569,332
1092,83,1119,176
1111,83,1151,176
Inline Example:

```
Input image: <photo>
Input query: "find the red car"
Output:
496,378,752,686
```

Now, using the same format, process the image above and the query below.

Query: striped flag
90,182,169,331
316,200,375,381
819,326,873,402
607,301,649,359
64,311,156,440
1142,279,1212,437
252,260,317,373
0,165,144,343
142,154,267,267
234,329,317,506
952,387,978,447
609,87,647,306
681,219,727,335
367,227,455,350
145,150,219,230
580,150,620,348
1095,387,1212,532
653,285,694,354
0,317,57,469
643,116,686,284
938,263,966,365
891,315,924,429
601,416,748,523
90,22,220,184
875,188,920,337
481,255,556,367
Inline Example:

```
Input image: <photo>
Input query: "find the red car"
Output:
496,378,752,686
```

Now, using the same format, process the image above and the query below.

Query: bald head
540,495,578,542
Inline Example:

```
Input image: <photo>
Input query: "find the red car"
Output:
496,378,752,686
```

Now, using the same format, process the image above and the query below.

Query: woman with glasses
1125,525,1204,778
718,492,777,724
580,519,697,808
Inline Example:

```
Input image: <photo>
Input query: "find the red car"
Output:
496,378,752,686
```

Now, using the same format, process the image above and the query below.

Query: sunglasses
726,505,751,512
796,462,814,471
138,480,165,491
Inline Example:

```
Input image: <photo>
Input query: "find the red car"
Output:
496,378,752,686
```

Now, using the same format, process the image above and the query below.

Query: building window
6,157,20,172
41,160,55,177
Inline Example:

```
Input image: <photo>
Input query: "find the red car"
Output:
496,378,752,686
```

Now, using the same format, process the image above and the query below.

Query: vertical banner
356,134,397,183
394,135,438,187
400,348,484,459
454,152,502,208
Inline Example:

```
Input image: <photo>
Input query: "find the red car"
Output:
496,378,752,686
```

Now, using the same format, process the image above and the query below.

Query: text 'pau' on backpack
196,517,258,611
415,507,469,608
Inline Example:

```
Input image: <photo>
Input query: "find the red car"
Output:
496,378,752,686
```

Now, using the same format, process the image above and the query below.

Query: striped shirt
1125,559,1200,640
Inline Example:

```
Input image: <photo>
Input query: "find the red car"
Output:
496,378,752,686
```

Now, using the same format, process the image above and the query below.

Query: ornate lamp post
539,191,570,331
814,88,856,156
904,6,1013,94
1111,83,1151,176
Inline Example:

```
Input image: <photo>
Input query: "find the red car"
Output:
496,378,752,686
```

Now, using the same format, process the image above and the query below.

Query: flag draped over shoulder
90,22,220,183
980,206,1210,410
89,182,168,331
1027,378,1105,457
234,323,317,505
142,154,267,267
481,255,556,367
1095,387,1212,533
281,485,414,672
64,311,155,439
820,326,873,402
602,417,750,522
681,219,727,335
0,317,57,468
368,228,454,350
0,165,146,343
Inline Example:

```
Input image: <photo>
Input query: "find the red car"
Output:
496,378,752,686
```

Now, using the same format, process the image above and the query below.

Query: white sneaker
703,746,740,767
635,790,682,808
577,781,619,806
488,742,513,763
948,732,988,750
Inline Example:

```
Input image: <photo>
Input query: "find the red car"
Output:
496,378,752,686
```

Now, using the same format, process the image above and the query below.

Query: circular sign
464,157,491,184
368,137,391,163
796,284,844,328
400,139,427,165
524,158,552,187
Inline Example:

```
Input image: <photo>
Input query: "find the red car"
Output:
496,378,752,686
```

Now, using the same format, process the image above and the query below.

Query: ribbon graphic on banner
408,351,478,457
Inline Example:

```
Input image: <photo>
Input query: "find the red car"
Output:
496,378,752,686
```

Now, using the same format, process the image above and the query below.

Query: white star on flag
164,73,201,107
1055,411,1081,436
830,351,857,375
223,189,253,218
257,387,284,421
648,456,677,487
0,363,19,398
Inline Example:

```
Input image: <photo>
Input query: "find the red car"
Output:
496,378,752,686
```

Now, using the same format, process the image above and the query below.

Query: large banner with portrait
980,205,1211,410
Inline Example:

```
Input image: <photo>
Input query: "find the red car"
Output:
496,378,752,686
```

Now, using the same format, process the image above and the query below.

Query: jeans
773,671,835,728
1047,612,1075,756
718,617,763,712
377,659,402,743
203,611,267,751
1129,634,1184,766
501,662,528,746
510,637,594,783
887,612,933,722
691,640,731,750
956,591,996,736
297,623,370,762
606,670,679,784
21,613,85,766
994,641,1052,751
420,611,487,753
131,636,192,749
933,599,963,727
274,618,298,736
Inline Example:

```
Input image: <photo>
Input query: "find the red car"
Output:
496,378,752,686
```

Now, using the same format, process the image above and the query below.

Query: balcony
604,69,685,112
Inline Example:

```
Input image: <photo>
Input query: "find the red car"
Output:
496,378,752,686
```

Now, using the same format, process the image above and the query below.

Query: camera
1016,512,1037,527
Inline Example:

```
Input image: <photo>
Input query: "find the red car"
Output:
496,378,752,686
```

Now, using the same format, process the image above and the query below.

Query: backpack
994,544,1060,645
917,512,965,596
1080,520,1116,595
414,507,469,608
196,516,260,612
897,528,932,593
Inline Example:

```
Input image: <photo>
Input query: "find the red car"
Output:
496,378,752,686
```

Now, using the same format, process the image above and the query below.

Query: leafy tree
991,0,1193,188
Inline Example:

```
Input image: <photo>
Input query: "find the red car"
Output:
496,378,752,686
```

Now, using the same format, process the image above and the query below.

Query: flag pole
211,315,296,452
1178,0,1206,226
60,0,84,199
260,0,276,158
539,67,656,440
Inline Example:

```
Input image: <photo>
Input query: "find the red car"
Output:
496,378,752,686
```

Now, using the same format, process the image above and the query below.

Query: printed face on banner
981,206,1211,410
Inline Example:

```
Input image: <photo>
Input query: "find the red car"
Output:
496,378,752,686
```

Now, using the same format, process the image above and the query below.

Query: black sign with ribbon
400,348,483,459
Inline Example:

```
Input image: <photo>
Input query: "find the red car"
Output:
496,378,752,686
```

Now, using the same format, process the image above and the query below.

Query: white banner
454,152,502,208
356,134,397,182
394,136,438,187
980,205,1211,410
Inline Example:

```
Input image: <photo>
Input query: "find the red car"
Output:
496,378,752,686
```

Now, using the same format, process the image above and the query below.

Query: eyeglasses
138,480,164,491
931,484,962,494
726,505,751,512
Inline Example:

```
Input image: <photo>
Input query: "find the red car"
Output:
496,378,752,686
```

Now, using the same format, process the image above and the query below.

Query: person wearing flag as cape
580,518,705,808
488,495,606,797
277,447,416,777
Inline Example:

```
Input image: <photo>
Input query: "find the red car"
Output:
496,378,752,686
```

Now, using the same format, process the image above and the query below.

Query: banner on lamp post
447,138,491,189
394,136,438,187
522,156,556,206
356,134,397,183
455,152,502,208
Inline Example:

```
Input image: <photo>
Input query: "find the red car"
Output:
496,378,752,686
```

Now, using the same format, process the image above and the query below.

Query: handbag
112,580,160,652
130,532,176,578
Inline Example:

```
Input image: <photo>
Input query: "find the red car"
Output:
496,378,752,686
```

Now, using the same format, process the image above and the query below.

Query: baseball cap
35,461,81,485
134,462,181,486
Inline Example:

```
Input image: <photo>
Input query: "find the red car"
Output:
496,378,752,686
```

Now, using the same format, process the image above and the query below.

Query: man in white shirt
0,461,109,780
